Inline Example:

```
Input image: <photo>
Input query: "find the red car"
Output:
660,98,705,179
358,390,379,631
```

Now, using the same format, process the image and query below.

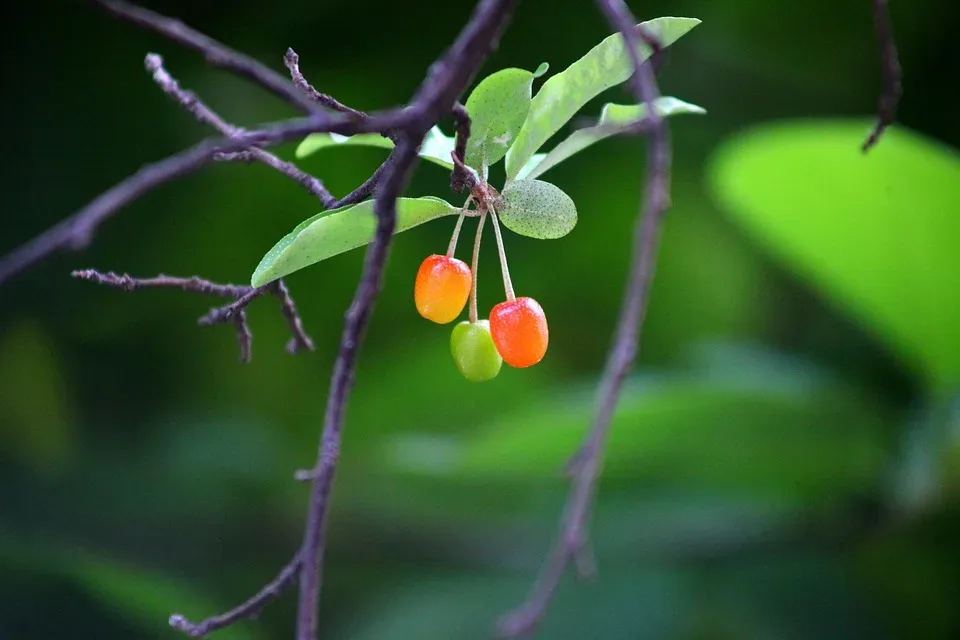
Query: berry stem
446,211,467,258
470,211,487,323
489,209,515,302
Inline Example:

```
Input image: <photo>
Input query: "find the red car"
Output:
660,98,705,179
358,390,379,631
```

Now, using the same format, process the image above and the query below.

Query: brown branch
72,270,313,362
0,107,411,286
88,0,320,114
293,0,519,634
145,53,337,207
283,48,367,119
169,553,302,636
862,0,902,152
498,3,671,636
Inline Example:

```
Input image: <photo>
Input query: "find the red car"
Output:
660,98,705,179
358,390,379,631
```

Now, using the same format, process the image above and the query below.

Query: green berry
450,320,502,382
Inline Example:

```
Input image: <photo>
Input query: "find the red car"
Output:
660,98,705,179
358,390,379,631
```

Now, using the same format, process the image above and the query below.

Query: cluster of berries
414,210,548,382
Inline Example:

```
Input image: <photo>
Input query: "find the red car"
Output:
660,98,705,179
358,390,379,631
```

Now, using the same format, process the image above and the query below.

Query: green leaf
251,196,459,286
709,120,960,390
463,65,546,170
521,97,706,181
296,125,460,170
495,179,577,239
504,16,701,181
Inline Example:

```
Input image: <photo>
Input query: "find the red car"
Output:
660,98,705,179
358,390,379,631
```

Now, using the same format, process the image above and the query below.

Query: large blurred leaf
251,196,459,286
296,126,459,170
385,344,888,501
520,97,706,181
504,17,701,181
709,120,960,390
463,64,547,170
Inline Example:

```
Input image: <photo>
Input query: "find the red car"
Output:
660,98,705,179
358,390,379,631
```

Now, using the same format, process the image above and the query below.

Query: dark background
2,1,959,638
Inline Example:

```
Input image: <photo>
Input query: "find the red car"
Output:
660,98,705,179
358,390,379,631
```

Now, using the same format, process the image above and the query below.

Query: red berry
489,296,548,368
415,255,472,324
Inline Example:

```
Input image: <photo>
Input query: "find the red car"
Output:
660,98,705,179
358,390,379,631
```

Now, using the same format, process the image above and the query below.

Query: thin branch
89,0,320,114
862,0,902,152
169,554,302,637
72,270,314,362
498,3,671,636
145,53,336,207
283,48,367,119
450,101,472,193
0,107,410,286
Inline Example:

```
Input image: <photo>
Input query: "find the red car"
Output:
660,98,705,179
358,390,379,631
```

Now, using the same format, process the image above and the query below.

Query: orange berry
489,296,549,368
414,254,472,324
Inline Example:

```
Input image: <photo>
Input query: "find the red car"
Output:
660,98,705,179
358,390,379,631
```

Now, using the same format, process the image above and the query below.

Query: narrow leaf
504,17,701,180
463,66,545,170
522,97,705,181
495,179,577,239
251,196,459,287
296,126,459,170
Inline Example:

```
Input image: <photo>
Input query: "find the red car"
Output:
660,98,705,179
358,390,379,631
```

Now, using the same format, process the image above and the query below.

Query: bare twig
284,48,368,120
145,52,337,207
0,107,411,286
863,0,902,152
169,554,302,637
72,270,314,361
498,3,671,636
89,0,320,114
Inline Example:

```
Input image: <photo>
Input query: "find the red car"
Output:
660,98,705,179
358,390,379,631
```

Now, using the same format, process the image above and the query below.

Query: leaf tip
533,62,549,78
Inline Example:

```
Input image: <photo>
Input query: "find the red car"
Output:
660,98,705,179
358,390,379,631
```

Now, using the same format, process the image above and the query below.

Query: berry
450,320,502,382
415,254,472,324
489,296,548,368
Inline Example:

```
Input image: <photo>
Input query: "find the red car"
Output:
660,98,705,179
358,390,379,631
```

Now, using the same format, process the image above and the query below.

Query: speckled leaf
296,126,458,170
504,17,701,181
495,179,577,239
251,197,459,287
463,64,547,170
522,97,705,181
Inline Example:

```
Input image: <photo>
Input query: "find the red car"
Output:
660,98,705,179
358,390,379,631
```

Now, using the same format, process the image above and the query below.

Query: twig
283,48,368,120
863,0,902,152
0,107,410,286
450,101,472,192
71,270,314,362
169,554,302,637
89,0,320,114
498,3,671,636
145,53,336,207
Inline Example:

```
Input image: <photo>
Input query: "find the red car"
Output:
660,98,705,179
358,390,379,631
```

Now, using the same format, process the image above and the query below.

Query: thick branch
862,0,902,152
89,0,320,114
293,1,519,637
498,2,671,636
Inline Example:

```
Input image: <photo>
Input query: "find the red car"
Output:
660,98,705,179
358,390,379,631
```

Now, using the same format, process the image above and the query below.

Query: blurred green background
2,0,959,638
